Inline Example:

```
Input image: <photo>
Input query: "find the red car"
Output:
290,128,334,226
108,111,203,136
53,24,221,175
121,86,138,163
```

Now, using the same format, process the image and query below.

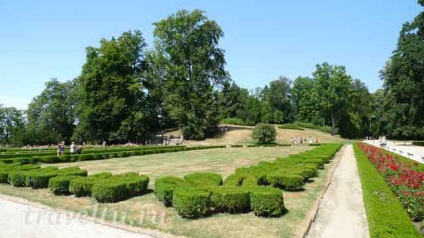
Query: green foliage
172,186,211,218
210,187,250,213
153,9,229,139
8,171,27,187
48,176,76,195
92,182,128,203
378,4,424,139
76,30,147,143
267,172,305,190
184,173,223,187
250,187,285,217
252,123,276,144
353,144,420,237
278,124,304,130
220,118,244,126
69,174,110,197
155,176,186,206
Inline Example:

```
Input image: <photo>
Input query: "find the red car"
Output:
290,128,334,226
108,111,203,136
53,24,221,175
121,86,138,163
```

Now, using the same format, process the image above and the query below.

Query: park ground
0,127,349,237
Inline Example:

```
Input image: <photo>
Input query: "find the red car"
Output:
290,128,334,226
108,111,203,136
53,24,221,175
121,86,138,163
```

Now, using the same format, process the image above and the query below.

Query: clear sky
0,0,421,110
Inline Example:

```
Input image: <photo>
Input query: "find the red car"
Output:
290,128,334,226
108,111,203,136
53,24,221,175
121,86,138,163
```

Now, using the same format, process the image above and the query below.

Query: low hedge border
3,145,227,164
155,176,186,206
250,186,285,217
158,144,342,219
353,143,420,237
172,186,211,218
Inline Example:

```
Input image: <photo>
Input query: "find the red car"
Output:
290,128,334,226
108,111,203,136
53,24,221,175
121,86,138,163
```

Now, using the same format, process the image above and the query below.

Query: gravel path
0,195,153,238
307,145,369,238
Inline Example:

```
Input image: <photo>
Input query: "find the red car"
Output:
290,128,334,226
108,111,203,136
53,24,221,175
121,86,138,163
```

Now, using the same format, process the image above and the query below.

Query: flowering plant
358,143,424,221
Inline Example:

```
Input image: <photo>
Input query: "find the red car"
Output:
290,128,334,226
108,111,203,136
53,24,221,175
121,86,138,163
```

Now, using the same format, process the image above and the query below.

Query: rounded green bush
252,123,276,144
250,187,285,217
210,187,250,213
184,173,222,187
172,186,211,218
155,176,186,206
48,176,76,195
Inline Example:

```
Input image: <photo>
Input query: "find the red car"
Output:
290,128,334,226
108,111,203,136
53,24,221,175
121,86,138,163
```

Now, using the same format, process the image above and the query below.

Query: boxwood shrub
69,173,111,197
172,186,211,218
210,186,250,213
250,187,285,217
92,182,128,203
267,172,305,190
223,174,243,186
155,176,186,206
8,171,27,187
184,173,222,187
0,170,8,183
48,176,76,195
58,166,88,177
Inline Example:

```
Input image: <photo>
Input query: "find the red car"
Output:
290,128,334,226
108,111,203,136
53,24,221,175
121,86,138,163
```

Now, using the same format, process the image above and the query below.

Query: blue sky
0,0,421,109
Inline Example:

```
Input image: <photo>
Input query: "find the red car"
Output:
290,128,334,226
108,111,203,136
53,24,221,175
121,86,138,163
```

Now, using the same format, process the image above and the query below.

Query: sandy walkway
307,145,369,238
0,195,153,238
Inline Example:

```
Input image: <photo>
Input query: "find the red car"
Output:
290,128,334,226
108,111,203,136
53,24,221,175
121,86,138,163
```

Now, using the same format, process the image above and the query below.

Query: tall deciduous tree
262,76,294,123
313,63,352,135
75,31,147,143
0,105,25,146
26,79,78,144
153,10,230,139
380,1,424,139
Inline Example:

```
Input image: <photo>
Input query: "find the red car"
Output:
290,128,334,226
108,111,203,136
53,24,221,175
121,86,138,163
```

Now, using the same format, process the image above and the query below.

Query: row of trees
2,2,423,146
374,0,424,139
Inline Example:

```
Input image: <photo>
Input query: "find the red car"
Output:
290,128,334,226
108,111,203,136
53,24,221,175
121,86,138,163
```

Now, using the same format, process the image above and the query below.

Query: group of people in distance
290,136,318,146
57,141,82,156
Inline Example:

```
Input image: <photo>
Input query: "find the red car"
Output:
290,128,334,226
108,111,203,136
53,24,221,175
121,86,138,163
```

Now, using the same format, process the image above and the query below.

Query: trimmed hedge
267,172,305,190
8,171,27,187
210,186,250,213
92,182,128,203
184,173,223,187
353,144,420,237
69,172,112,197
278,124,305,130
155,176,186,206
173,186,211,218
71,172,150,203
250,187,285,217
48,176,77,195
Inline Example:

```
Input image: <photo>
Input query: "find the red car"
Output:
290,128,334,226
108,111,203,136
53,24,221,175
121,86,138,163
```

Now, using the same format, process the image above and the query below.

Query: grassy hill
182,124,348,146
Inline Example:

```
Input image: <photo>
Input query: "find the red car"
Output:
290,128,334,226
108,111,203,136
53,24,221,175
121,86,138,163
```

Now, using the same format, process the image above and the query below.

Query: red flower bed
358,143,424,221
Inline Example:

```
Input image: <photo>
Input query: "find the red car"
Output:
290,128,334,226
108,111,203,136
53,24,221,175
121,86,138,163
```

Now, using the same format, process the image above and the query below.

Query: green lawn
0,146,342,238
45,146,311,186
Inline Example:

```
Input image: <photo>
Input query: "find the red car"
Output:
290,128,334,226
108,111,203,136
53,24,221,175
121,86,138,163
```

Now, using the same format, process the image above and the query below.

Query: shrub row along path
0,194,153,238
307,145,369,238
364,140,424,164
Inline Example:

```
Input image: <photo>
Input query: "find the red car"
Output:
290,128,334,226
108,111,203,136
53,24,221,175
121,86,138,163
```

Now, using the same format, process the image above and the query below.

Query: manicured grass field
0,146,342,238
45,147,311,186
